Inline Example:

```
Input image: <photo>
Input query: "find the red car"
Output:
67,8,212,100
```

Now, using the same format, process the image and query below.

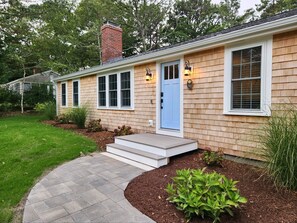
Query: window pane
242,95,251,109
109,91,117,106
121,72,131,107
251,62,261,77
109,74,117,90
99,92,106,106
242,48,251,63
252,79,261,94
121,90,130,107
232,95,241,109
252,46,262,62
99,76,106,91
121,72,130,89
242,80,251,94
232,51,241,65
252,94,261,109
164,66,168,80
232,81,241,95
174,64,179,79
232,65,240,79
169,65,174,79
241,64,250,78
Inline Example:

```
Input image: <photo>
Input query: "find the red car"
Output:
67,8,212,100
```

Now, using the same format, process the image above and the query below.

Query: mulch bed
125,151,297,223
42,120,114,150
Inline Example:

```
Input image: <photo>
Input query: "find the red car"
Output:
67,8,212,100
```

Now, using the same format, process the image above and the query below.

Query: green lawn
0,115,97,223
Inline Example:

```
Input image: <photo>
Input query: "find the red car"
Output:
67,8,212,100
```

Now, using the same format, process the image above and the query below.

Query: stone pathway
23,153,155,223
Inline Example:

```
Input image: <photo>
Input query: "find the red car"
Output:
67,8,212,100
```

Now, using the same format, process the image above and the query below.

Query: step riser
115,138,166,156
115,138,198,157
166,143,198,157
107,146,169,168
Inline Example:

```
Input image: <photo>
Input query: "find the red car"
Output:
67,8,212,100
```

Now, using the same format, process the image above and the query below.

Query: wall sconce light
146,67,153,81
184,60,192,76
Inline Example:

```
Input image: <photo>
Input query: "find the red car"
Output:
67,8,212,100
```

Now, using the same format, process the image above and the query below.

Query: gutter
54,14,297,82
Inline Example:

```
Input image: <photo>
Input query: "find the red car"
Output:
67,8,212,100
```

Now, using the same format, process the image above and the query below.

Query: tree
115,0,170,53
164,0,253,45
257,0,297,18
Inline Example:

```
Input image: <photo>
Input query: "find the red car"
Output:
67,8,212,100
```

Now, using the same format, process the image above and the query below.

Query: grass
0,115,97,223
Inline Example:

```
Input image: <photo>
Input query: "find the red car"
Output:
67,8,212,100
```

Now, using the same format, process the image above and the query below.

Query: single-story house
2,70,60,94
54,10,297,162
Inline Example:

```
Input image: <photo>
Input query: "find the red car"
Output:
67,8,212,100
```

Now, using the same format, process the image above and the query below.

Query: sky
212,0,261,14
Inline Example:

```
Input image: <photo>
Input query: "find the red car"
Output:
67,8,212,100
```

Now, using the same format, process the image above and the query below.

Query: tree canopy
0,0,296,83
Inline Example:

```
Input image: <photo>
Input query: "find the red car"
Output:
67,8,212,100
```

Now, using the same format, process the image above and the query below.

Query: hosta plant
166,168,247,223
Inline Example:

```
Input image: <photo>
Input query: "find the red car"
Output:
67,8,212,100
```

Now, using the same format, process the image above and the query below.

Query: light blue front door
161,61,180,130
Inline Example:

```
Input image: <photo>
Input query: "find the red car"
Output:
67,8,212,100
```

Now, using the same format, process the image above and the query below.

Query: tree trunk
21,65,26,114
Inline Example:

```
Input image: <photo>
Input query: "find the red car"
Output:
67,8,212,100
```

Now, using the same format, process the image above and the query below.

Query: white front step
107,143,169,168
115,134,197,157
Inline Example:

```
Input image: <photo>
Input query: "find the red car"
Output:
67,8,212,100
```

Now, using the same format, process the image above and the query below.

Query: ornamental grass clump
35,101,56,120
260,107,297,190
166,168,247,223
71,106,88,128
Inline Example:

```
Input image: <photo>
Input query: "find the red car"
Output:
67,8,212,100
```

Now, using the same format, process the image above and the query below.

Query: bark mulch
125,151,297,223
42,120,114,150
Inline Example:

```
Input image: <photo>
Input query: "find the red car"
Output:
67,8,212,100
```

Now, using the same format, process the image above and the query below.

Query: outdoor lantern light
184,60,192,76
146,67,153,81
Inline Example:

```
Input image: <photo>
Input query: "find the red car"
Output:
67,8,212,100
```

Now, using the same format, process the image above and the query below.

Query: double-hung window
73,80,79,107
224,39,272,116
61,82,67,106
98,76,106,106
121,72,131,107
109,74,118,107
97,70,133,109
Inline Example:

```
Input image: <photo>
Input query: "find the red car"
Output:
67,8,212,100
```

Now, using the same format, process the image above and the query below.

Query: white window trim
223,37,272,117
72,79,80,107
96,69,134,110
61,82,68,107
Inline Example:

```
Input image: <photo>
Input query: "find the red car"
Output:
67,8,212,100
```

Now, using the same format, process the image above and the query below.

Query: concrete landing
23,153,155,223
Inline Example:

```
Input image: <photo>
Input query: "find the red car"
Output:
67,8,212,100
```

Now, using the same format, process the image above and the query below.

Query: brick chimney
101,21,123,64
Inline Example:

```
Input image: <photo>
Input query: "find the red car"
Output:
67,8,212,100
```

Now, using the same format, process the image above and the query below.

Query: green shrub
87,119,107,132
0,87,20,112
71,107,88,128
260,107,297,190
24,84,54,108
202,148,224,166
34,101,56,120
55,112,72,124
114,125,133,136
44,102,56,120
166,168,247,223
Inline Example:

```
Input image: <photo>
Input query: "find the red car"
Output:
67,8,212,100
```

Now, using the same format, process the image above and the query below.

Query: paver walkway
23,153,155,223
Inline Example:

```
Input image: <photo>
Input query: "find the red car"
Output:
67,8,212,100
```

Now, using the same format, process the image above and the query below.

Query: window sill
97,107,134,111
223,109,270,117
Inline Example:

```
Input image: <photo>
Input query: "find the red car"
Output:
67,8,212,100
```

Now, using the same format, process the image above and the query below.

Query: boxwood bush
166,168,247,223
